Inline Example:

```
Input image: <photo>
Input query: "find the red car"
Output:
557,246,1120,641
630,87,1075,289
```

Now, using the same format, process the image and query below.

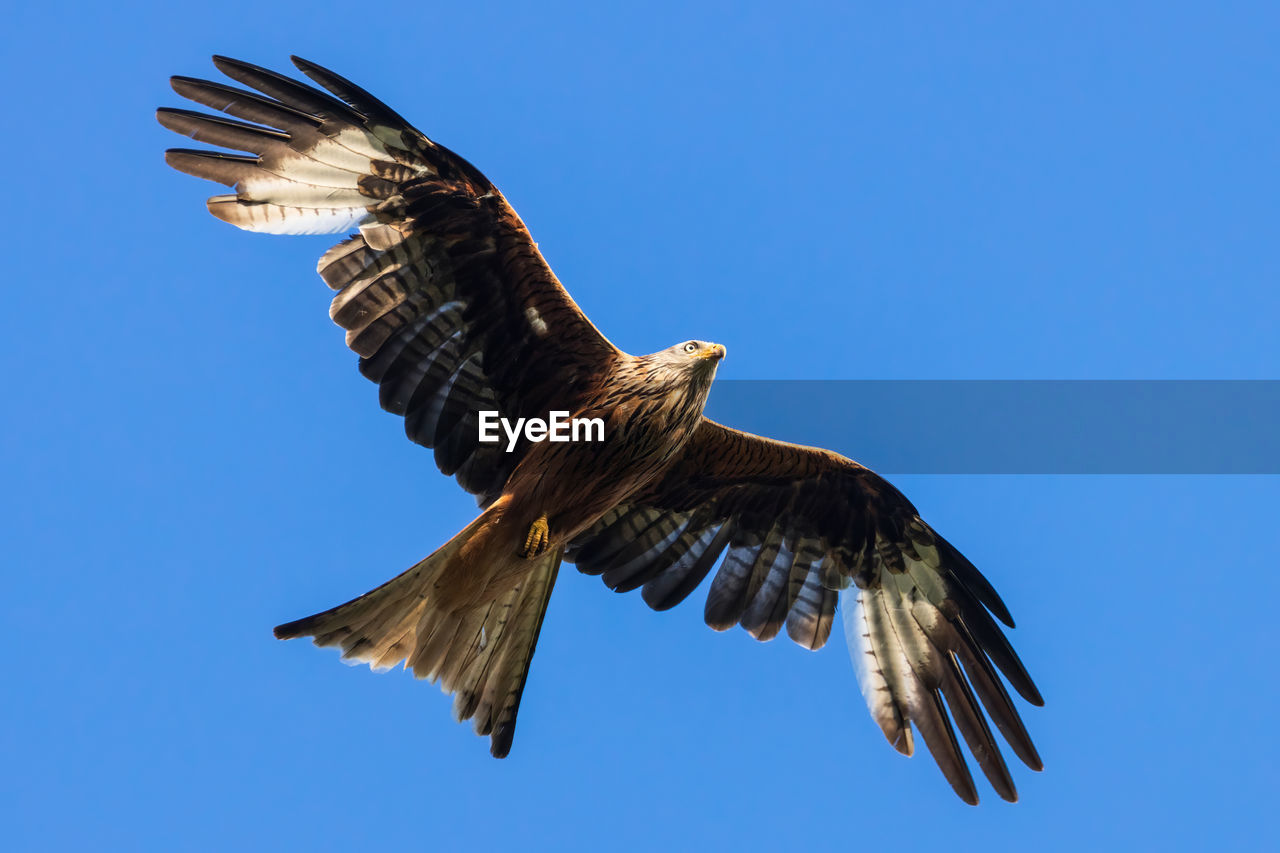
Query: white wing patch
842,587,914,754
207,197,373,235
525,305,549,335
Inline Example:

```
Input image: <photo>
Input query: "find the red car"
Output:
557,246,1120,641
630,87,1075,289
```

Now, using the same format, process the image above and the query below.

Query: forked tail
274,509,561,757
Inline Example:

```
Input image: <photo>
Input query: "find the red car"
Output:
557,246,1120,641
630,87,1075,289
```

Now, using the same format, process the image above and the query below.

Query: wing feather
640,521,732,611
784,547,837,650
703,539,758,631
739,531,792,642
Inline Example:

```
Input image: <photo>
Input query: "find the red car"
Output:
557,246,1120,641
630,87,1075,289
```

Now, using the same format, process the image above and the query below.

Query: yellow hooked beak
699,343,727,361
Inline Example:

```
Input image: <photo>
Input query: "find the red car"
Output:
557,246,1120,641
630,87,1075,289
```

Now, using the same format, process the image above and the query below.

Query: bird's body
160,56,1045,804
510,348,722,545
428,345,723,613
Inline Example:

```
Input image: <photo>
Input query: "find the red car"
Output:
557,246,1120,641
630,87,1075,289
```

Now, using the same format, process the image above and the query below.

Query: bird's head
668,339,726,372
645,340,727,386
641,340,726,389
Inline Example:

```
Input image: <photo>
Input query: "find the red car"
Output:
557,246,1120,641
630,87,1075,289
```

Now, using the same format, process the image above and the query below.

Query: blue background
4,2,1278,850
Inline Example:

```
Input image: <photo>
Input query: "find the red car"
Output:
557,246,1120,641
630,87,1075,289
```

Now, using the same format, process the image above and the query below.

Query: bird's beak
700,344,726,361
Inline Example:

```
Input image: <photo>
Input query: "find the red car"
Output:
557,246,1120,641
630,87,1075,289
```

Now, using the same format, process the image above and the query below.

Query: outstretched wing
159,56,621,504
567,419,1043,804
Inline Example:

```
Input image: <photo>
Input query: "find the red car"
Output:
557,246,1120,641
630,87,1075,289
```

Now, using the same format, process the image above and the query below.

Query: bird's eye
683,342,698,353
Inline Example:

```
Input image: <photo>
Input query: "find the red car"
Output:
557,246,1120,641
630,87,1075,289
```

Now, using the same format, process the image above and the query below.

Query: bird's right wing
159,56,622,505
568,418,1043,804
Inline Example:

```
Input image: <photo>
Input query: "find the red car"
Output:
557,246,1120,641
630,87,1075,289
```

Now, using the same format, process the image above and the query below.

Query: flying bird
159,56,1043,804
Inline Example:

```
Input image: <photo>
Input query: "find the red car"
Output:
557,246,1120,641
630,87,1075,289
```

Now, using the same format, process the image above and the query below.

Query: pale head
651,339,725,367
639,339,727,388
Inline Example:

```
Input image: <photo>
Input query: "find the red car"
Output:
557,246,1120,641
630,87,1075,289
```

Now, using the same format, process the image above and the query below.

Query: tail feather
468,553,560,756
274,512,561,757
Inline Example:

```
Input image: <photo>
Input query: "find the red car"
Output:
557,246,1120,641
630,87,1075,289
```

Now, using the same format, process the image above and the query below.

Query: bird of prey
159,56,1043,804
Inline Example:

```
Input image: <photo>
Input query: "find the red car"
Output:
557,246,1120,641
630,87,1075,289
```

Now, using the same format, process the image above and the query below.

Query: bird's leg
520,514,551,558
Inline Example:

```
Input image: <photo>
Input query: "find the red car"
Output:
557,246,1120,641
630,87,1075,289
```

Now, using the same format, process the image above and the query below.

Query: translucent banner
703,380,1280,474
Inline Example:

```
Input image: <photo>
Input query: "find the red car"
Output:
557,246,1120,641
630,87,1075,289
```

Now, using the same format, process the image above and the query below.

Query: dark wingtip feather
940,537,1016,628
273,616,315,640
289,55,414,129
209,55,239,75
170,74,225,97
1010,661,1045,708
489,729,514,759
960,605,1044,707
210,55,365,126
163,148,257,187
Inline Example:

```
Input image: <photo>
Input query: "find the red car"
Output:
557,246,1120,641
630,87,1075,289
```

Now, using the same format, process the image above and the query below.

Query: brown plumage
160,56,1043,802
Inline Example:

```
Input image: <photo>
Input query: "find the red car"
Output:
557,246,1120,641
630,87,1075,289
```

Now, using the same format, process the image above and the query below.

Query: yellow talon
521,515,550,558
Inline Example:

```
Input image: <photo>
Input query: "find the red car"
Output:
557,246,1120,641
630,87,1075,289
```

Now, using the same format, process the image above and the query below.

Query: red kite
159,56,1042,804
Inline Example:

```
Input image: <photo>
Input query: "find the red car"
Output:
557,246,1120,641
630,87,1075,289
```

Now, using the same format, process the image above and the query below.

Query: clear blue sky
4,2,1278,850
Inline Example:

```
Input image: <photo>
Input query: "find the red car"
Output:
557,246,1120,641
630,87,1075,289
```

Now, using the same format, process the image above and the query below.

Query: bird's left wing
159,56,622,506
566,418,1043,804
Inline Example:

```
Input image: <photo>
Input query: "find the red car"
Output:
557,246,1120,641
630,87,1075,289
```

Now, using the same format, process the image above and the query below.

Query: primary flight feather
159,55,1043,804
